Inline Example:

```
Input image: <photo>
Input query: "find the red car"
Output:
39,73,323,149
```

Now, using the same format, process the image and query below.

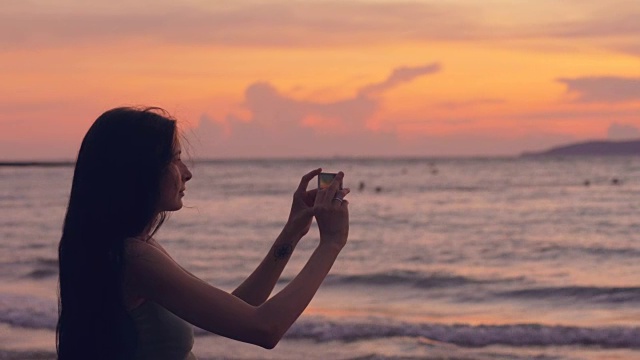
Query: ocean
1,157,639,360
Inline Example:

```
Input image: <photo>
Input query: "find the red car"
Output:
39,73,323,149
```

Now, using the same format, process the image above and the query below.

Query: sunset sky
2,0,640,159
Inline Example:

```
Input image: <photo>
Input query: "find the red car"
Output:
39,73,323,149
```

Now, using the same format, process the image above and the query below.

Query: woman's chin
172,202,183,211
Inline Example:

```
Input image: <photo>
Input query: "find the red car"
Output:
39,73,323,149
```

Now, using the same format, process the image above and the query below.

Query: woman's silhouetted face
158,139,192,212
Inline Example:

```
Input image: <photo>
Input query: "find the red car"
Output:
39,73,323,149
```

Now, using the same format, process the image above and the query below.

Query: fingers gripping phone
318,172,343,190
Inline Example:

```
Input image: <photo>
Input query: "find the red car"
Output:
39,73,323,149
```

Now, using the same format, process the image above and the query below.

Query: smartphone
318,172,343,190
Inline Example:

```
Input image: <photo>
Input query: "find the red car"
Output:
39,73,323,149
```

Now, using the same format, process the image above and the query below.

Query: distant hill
521,139,640,157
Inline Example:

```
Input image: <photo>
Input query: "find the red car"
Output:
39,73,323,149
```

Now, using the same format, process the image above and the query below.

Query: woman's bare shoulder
123,237,166,264
122,236,192,299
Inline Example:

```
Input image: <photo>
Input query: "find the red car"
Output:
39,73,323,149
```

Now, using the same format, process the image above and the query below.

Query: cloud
242,82,378,133
358,64,441,96
191,114,400,158
237,63,441,134
607,122,640,140
557,76,640,103
0,2,483,49
188,63,441,157
3,0,640,57
543,9,640,38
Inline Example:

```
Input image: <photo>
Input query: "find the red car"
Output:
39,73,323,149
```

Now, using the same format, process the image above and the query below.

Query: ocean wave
497,286,640,303
0,350,55,360
3,292,639,350
197,318,640,349
25,268,58,279
0,294,57,329
535,244,640,259
323,270,524,289
20,257,59,279
35,257,59,267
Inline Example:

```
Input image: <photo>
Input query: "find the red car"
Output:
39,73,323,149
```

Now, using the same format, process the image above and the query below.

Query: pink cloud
558,76,640,103
5,1,638,52
188,64,442,157
236,63,440,133
358,64,441,96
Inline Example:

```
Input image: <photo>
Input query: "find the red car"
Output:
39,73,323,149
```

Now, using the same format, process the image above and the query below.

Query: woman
56,107,350,359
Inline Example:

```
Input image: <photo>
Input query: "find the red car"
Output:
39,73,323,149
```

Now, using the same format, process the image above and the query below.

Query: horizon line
0,155,525,167
6,153,640,167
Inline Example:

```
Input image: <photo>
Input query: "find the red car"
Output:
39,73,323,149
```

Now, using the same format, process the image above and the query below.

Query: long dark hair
56,107,177,359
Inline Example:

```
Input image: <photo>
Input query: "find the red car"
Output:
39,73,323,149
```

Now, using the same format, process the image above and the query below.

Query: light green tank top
129,301,197,360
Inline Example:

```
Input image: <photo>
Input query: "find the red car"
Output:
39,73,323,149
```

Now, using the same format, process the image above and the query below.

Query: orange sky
1,0,640,159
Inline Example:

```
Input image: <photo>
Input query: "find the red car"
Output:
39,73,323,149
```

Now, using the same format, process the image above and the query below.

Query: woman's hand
285,168,322,239
314,171,350,250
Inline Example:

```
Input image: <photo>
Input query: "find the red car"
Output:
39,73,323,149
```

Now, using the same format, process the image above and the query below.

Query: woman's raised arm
124,172,349,349
231,168,322,305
